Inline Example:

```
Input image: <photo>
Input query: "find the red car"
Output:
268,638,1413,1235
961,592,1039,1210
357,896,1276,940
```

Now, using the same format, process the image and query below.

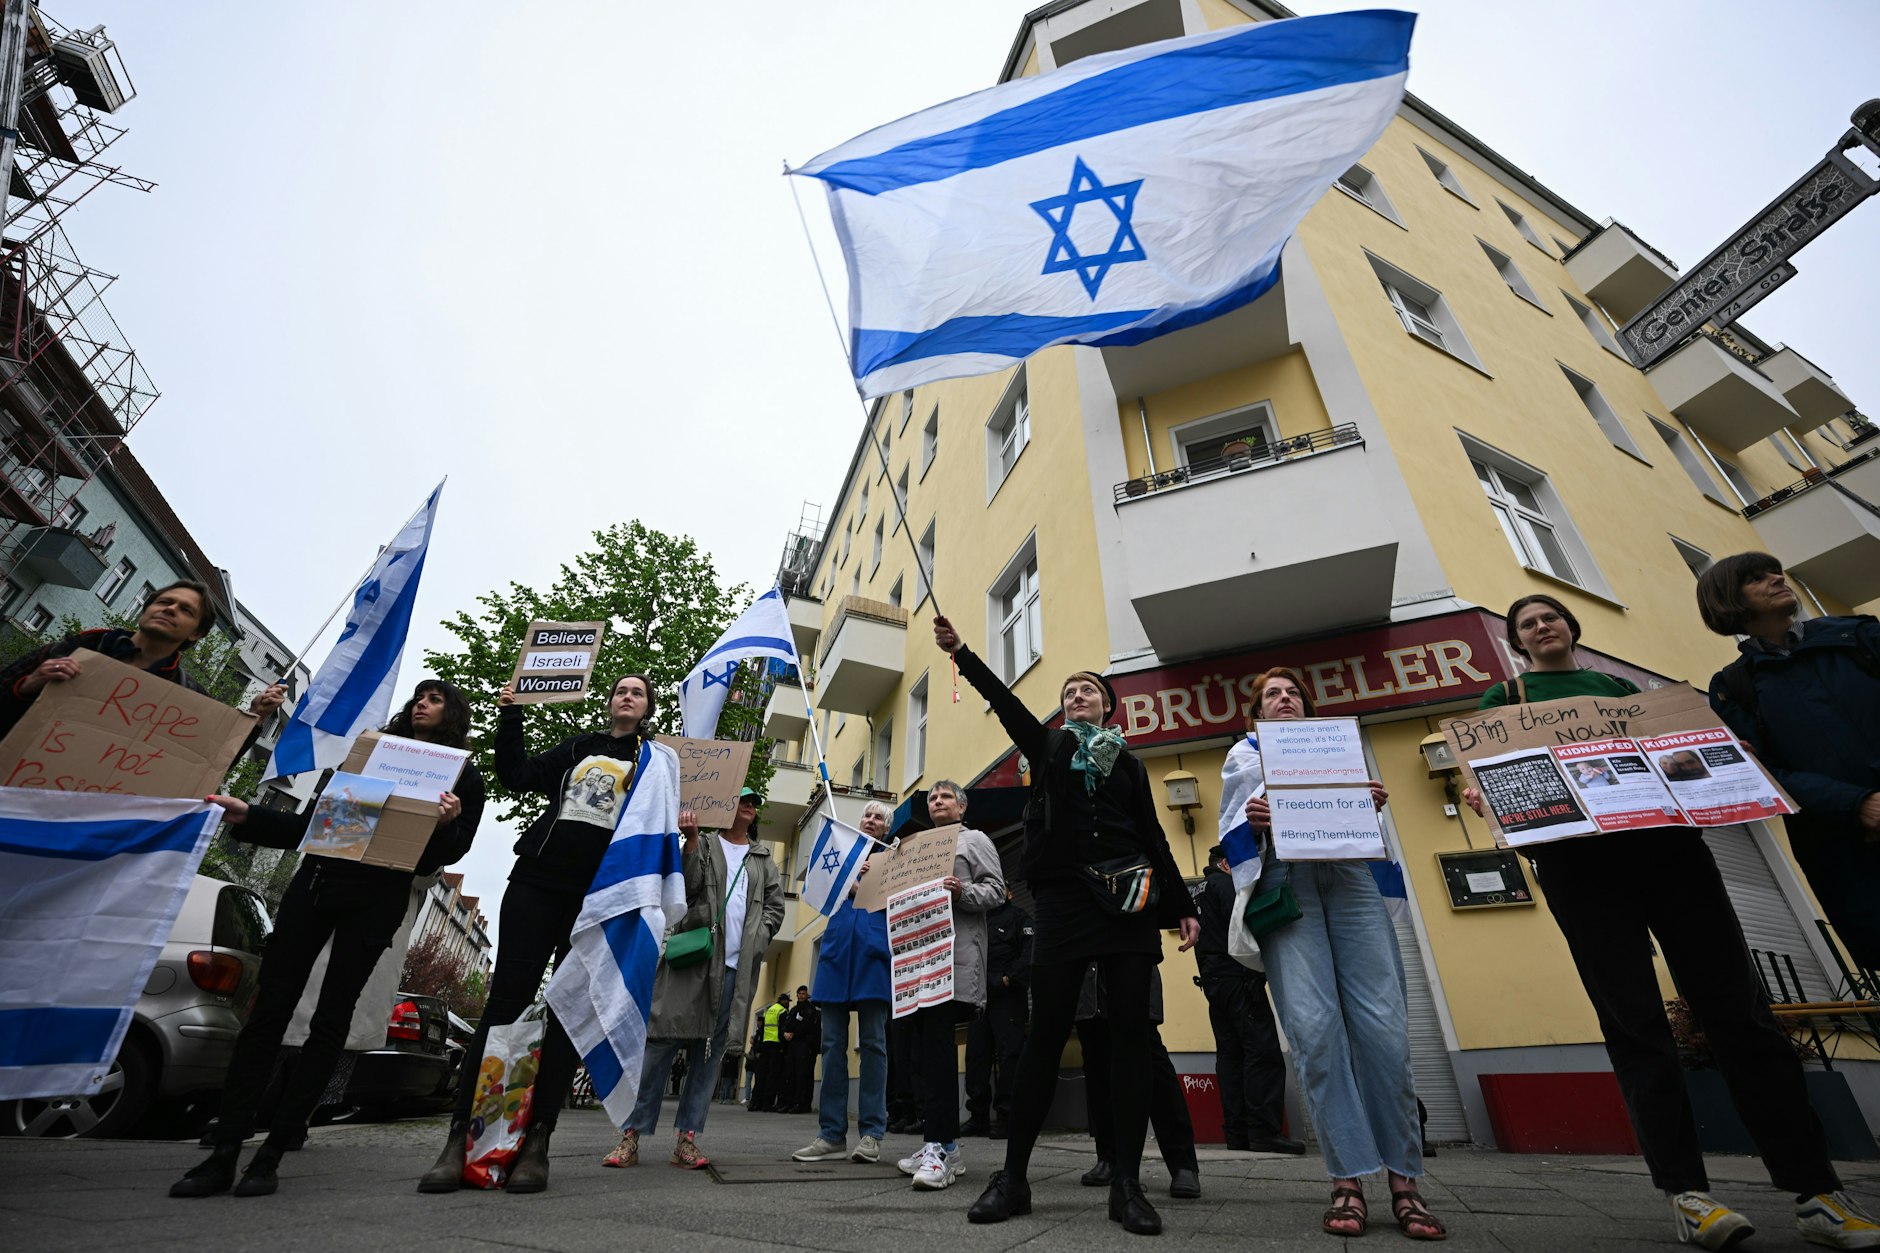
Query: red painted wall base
1478,1072,1642,1154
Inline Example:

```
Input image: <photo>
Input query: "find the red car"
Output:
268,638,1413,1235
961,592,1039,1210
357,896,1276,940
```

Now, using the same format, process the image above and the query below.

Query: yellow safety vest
762,1001,786,1043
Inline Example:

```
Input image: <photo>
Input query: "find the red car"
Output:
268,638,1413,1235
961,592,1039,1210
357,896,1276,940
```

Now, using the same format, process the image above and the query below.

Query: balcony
763,677,810,743
1743,451,1880,607
1562,221,1679,324
1757,347,1853,426
17,525,105,589
785,592,822,660
1113,425,1397,659
1098,272,1291,399
816,595,907,714
1646,334,1799,452
763,757,817,835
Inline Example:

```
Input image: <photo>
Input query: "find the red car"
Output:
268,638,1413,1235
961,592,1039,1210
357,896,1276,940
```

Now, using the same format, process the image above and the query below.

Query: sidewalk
5,1101,1878,1251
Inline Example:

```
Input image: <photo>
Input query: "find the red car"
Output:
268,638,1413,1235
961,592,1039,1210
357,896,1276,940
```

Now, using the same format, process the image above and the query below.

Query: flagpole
776,590,888,858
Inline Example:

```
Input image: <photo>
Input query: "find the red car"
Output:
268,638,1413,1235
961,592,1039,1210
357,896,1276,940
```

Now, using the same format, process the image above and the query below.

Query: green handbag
664,849,747,969
1242,881,1301,942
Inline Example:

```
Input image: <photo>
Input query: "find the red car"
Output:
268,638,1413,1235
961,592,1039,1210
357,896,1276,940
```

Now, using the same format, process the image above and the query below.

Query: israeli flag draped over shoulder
802,815,874,918
678,585,798,740
0,792,220,1099
545,738,687,1125
265,481,444,781
791,10,1415,397
1219,733,1267,892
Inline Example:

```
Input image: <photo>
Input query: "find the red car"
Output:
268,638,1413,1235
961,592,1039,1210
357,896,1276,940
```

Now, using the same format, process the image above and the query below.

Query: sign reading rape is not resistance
508,620,608,705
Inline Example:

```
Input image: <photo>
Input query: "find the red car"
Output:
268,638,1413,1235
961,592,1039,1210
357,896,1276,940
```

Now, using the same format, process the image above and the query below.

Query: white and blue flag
678,585,797,739
802,815,875,918
546,739,687,1125
0,791,220,1100
791,10,1414,397
1219,733,1267,892
266,481,444,781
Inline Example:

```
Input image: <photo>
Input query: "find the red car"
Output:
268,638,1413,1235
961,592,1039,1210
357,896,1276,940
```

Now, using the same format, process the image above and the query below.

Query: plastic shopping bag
462,1003,548,1189
1227,883,1264,973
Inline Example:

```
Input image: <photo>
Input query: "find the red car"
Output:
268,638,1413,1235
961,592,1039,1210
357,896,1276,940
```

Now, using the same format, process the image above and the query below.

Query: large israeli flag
0,791,220,1100
266,481,444,781
546,739,687,1125
678,586,797,739
791,10,1414,397
802,815,874,918
1219,733,1266,892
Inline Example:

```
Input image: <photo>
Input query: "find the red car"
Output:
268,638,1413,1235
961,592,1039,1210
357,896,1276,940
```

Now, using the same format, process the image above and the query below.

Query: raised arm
935,614,1048,762
492,701,578,795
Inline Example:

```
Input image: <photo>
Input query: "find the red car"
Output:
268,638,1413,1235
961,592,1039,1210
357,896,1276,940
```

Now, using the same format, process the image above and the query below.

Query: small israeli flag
266,482,444,781
802,815,873,918
791,10,1414,397
678,586,797,739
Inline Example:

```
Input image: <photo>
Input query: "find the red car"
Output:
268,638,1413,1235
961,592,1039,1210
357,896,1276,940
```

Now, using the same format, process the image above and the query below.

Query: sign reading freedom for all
0,649,255,799
508,620,608,704
667,736,755,830
1256,718,1386,860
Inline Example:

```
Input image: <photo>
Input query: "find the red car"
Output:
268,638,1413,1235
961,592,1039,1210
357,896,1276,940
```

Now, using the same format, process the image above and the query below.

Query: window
1168,402,1277,471
1670,536,1713,578
893,465,908,531
1651,417,1729,505
23,604,52,634
1553,236,1578,256
839,526,851,566
1416,146,1475,206
916,520,935,607
1467,447,1580,583
1385,283,1445,348
1368,253,1487,371
878,420,891,464
1770,431,1818,473
137,581,156,609
857,477,870,521
920,406,939,477
1479,241,1546,310
50,498,85,530
1703,443,1758,507
907,673,929,785
989,537,1043,682
870,516,884,572
901,391,915,432
1498,200,1554,256
1,578,19,612
1559,366,1646,459
1562,292,1625,356
986,370,1031,498
849,568,861,599
888,574,904,609
872,719,893,792
850,755,866,789
97,557,135,605
1333,164,1403,225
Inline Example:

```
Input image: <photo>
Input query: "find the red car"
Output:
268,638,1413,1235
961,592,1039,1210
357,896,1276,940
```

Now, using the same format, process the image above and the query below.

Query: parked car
339,991,455,1118
2,874,271,1138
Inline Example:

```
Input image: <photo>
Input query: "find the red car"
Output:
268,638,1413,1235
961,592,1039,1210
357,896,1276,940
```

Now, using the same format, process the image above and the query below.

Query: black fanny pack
1075,854,1161,916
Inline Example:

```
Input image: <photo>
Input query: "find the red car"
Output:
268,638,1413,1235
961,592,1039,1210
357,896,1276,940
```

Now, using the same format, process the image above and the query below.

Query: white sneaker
1671,1191,1755,1249
792,1137,847,1163
850,1135,881,1164
1797,1191,1880,1249
911,1141,962,1191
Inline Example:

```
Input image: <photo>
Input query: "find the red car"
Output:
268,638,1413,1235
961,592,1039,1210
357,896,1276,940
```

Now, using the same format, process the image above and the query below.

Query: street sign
1709,261,1796,328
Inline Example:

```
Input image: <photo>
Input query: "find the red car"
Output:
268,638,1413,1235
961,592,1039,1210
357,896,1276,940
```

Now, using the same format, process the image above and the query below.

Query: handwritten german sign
668,736,755,829
855,823,960,914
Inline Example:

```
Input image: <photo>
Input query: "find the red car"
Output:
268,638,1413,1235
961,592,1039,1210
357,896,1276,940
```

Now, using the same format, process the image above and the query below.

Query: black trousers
750,1041,784,1110
1791,827,1880,975
1079,1017,1196,1172
1200,963,1286,1142
1536,831,1839,1196
212,864,408,1148
453,877,585,1132
887,1015,921,1123
913,1002,970,1143
784,1041,818,1111
965,990,1026,1122
1004,953,1155,1184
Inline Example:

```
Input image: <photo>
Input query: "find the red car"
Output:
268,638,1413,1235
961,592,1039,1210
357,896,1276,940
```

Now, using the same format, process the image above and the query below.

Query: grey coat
948,828,1006,1008
646,833,784,1051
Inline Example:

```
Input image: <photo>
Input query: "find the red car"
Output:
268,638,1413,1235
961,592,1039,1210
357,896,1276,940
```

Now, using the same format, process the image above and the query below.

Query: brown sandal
1324,1183,1368,1237
1390,1188,1447,1241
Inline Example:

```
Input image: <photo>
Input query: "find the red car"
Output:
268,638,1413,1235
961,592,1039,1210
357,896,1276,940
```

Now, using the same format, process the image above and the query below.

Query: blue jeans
817,1001,889,1143
626,972,736,1137
1258,860,1421,1181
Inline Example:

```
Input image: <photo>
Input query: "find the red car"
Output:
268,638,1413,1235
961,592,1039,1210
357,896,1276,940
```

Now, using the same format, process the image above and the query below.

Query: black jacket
1194,863,1251,981
494,705,642,860
984,899,1034,993
953,644,1194,928
783,1002,821,1051
0,627,206,740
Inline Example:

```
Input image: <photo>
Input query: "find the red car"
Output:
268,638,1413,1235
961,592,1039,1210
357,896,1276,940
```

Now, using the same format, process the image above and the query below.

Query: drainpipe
1138,397,1158,478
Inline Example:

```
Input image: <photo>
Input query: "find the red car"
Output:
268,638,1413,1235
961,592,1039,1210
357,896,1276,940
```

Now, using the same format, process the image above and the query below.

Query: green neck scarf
1066,719,1127,794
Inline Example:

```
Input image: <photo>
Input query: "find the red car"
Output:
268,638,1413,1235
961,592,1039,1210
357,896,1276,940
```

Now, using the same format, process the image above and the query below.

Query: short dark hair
1505,594,1581,658
929,779,966,811
141,579,217,640
607,673,657,734
383,679,472,748
796,985,809,994
1696,552,1785,636
1246,667,1316,728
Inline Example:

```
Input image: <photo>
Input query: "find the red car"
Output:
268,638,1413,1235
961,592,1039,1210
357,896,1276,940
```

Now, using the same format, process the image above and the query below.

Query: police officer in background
750,993,791,1111
781,985,821,1114
963,887,1032,1138
1195,845,1302,1154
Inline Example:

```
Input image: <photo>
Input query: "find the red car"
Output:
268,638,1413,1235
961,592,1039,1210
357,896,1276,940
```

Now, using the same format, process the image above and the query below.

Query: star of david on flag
802,815,875,918
678,586,799,739
790,10,1415,397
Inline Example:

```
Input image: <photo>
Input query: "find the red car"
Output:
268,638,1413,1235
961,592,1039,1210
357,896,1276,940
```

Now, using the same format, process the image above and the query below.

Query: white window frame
23,603,52,633
137,581,157,609
915,519,935,608
1498,199,1555,257
839,526,851,566
879,419,891,461
920,406,939,479
1416,146,1475,206
849,568,861,599
1650,416,1729,506
1,577,19,613
872,718,893,792
1368,253,1488,371
870,515,884,574
1167,401,1279,473
1559,365,1647,460
987,534,1043,684
1695,435,1758,508
1461,435,1608,595
1333,164,1404,226
893,465,909,533
1669,535,1713,578
1479,240,1547,311
901,391,915,432
985,369,1031,501
97,556,135,605
850,754,866,789
857,477,870,522
1562,291,1626,358
906,672,929,787
887,574,904,609
1770,431,1818,473
50,498,86,530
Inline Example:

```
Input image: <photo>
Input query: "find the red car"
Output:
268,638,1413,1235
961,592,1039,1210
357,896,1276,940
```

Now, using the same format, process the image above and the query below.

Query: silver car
2,874,271,1138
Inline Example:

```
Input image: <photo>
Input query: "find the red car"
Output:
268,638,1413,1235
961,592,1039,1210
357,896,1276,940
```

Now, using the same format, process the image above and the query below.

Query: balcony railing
1113,423,1364,504
1743,448,1880,521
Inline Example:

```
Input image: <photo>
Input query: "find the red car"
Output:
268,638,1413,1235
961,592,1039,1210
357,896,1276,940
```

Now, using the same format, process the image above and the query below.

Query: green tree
423,520,776,826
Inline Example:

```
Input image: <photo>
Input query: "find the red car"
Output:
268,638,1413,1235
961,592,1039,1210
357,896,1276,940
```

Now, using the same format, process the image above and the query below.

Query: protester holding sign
169,680,482,1199
934,615,1198,1237
1227,668,1441,1241
419,673,660,1195
1699,553,1880,973
1464,594,1875,1250
0,579,286,738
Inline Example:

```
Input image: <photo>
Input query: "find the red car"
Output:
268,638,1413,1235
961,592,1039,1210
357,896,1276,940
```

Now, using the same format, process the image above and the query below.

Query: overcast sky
60,0,1879,943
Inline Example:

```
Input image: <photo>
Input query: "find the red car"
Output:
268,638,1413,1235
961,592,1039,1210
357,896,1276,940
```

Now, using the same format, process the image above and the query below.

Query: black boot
233,1145,282,1197
417,1121,470,1194
1168,1167,1201,1199
968,1170,1032,1224
505,1123,553,1193
1081,1159,1115,1187
959,1116,990,1138
1110,1177,1163,1235
169,1144,241,1198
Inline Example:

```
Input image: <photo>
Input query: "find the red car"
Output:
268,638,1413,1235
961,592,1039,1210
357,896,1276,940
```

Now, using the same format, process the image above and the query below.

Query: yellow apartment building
749,0,1880,1151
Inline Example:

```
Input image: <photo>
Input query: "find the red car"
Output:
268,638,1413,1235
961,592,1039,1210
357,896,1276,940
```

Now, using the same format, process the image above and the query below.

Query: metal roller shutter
1392,910,1471,1144
1703,824,1834,1001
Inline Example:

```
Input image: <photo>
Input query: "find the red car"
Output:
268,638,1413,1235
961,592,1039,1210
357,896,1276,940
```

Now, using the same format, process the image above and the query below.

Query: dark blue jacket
811,895,891,1006
1708,615,1880,836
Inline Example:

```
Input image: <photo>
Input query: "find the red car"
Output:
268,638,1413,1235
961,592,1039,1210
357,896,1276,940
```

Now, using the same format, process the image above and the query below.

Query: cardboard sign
668,736,755,829
508,620,608,704
0,649,255,799
361,736,472,802
324,731,467,872
854,823,960,914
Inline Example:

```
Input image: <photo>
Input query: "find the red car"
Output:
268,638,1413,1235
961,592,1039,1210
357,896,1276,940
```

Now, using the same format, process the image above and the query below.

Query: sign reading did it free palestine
1255,717,1387,861
508,620,608,705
